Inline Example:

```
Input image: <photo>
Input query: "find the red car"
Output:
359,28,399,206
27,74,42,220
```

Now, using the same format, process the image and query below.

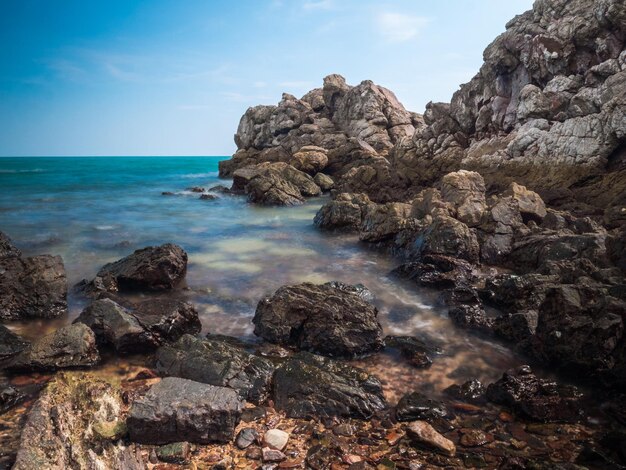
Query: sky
0,0,534,157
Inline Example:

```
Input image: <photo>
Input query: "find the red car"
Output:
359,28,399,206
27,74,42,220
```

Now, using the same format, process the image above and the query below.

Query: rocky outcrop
7,323,100,372
253,282,383,357
13,373,143,470
74,297,201,354
0,231,21,258
127,377,243,445
156,334,275,404
0,254,67,320
272,352,386,419
0,325,28,364
88,244,188,293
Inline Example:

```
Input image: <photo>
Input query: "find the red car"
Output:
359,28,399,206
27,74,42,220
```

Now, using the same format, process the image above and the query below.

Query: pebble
246,446,263,460
264,429,290,451
406,420,456,456
333,423,356,436
236,427,259,449
459,429,492,447
263,447,287,462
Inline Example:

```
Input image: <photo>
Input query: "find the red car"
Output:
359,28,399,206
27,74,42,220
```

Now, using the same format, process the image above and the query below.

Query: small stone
510,438,527,449
406,421,456,456
93,420,127,441
242,406,267,422
459,429,492,447
156,442,191,464
263,448,287,462
278,459,304,468
342,455,363,464
386,430,404,445
246,446,263,460
264,429,289,451
333,423,356,436
498,411,514,422
236,428,259,449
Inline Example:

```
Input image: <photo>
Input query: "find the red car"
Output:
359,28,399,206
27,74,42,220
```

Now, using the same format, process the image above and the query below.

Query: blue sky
0,0,533,156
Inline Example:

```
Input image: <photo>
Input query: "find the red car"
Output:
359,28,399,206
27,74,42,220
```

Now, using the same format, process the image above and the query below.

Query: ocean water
0,156,523,394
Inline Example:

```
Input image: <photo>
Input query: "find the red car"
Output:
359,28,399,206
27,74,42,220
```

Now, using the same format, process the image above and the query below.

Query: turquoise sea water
0,156,522,390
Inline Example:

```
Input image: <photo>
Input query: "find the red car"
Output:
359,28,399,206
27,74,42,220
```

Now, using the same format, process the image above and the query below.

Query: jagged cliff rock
223,0,625,217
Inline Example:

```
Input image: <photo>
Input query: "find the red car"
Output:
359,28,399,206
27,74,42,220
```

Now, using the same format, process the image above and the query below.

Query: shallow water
0,156,525,394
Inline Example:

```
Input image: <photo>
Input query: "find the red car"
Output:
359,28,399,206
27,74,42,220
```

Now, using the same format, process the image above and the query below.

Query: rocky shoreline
1,0,625,468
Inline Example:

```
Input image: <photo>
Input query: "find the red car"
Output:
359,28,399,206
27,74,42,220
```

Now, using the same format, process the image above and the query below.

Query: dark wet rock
186,186,205,193
443,379,486,403
359,202,414,243
480,273,559,313
272,352,386,419
0,231,21,258
0,325,29,364
199,193,218,200
127,377,243,445
161,191,175,196
7,323,100,372
391,254,476,289
156,334,275,404
406,420,456,456
384,335,442,369
236,428,259,449
209,184,233,194
418,215,480,263
0,385,26,414
313,172,334,192
493,311,538,345
314,193,375,231
253,281,383,357
486,365,583,422
13,372,143,470
93,243,187,292
0,254,67,320
459,428,493,447
74,297,201,354
395,392,449,423
156,442,191,464
607,228,626,272
442,287,492,331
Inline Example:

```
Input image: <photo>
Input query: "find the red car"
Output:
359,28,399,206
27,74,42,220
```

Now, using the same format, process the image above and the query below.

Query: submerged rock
0,254,67,320
13,372,143,470
74,297,201,354
7,323,100,372
272,352,386,419
127,377,243,445
444,379,486,403
253,281,383,357
156,334,275,404
395,392,449,422
384,335,442,368
93,243,188,292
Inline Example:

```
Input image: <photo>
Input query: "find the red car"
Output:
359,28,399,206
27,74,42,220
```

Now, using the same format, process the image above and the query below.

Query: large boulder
440,170,487,227
74,297,201,354
94,244,188,292
0,255,67,320
0,231,21,258
127,377,243,445
253,282,383,357
246,172,305,206
156,334,275,404
272,352,386,419
417,215,480,263
7,323,100,372
391,254,477,289
314,193,374,231
13,373,143,470
359,202,414,242
503,182,547,222
290,146,329,174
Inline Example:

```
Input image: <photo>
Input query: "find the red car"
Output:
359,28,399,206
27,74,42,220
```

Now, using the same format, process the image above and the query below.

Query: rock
406,420,456,456
395,392,449,422
314,193,374,231
74,297,201,354
253,282,383,357
418,216,480,263
263,429,289,451
0,231,21,258
0,325,29,363
272,352,386,419
262,448,287,463
7,323,100,372
493,311,538,344
236,428,259,449
459,429,493,447
94,243,188,292
486,366,583,422
391,255,476,289
0,385,26,414
12,372,143,470
503,182,547,222
384,335,442,368
359,202,414,242
440,170,486,227
127,377,243,444
290,146,329,174
0,255,67,320
209,184,232,194
199,193,218,200
186,186,205,193
161,191,175,196
444,379,486,403
442,287,492,331
156,442,191,464
246,171,305,206
156,334,275,403
313,173,334,192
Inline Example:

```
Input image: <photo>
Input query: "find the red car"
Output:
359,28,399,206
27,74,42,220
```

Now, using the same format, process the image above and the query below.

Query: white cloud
377,12,430,43
303,0,333,11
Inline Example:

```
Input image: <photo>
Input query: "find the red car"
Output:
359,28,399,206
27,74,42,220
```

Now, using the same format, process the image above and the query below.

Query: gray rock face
127,377,243,445
7,323,100,372
253,282,383,357
74,297,201,354
93,244,188,292
13,373,144,470
156,334,275,404
272,352,386,419
0,254,67,320
0,231,21,259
